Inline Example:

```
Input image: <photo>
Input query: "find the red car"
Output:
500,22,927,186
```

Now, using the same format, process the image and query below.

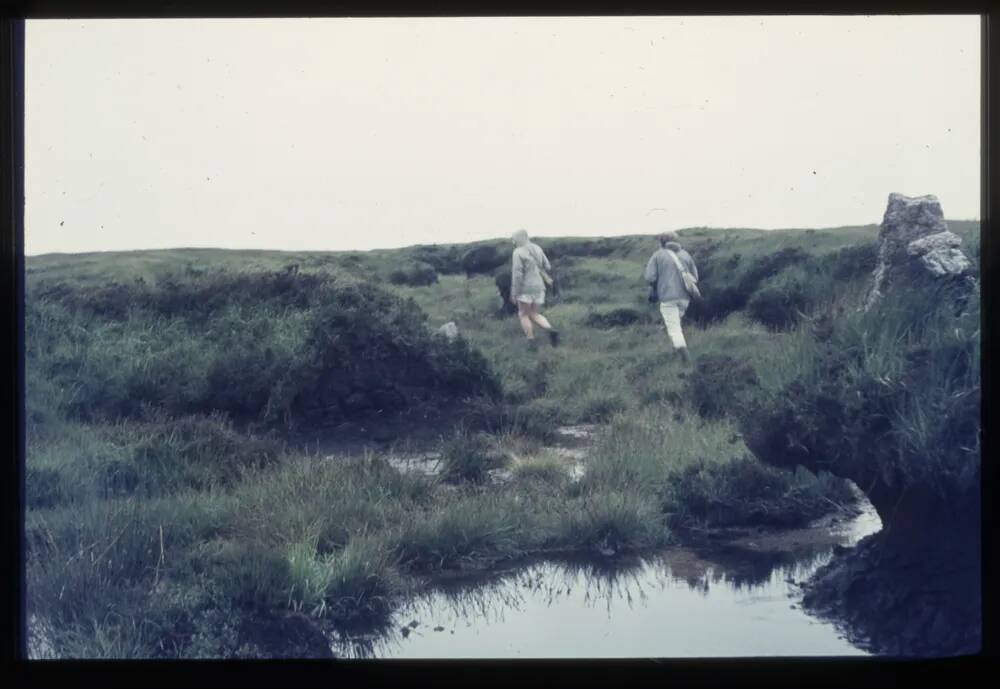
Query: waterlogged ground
369,424,598,482
327,496,882,659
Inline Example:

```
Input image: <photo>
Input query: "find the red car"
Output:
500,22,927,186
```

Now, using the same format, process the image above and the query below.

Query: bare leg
531,304,560,347
528,305,553,331
517,301,535,339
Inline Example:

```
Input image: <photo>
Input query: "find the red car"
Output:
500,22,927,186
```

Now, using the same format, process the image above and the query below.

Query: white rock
907,231,962,254
436,321,459,341
907,231,972,277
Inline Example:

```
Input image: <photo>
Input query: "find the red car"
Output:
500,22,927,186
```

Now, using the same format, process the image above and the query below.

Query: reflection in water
329,501,882,659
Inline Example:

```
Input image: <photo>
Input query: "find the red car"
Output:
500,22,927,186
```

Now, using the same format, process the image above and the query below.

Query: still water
328,502,881,659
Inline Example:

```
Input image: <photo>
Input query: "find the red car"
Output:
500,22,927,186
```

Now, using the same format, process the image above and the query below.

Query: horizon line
23,218,981,259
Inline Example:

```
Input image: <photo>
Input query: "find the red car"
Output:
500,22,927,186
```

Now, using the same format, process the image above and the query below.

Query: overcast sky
24,15,980,256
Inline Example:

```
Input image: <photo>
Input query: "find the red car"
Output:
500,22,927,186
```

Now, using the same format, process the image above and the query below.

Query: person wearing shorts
510,228,560,348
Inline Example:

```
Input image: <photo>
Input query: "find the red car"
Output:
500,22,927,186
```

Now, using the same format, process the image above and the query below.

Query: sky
24,15,981,256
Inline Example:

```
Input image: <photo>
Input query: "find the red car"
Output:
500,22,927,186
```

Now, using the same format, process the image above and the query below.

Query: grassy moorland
23,221,980,658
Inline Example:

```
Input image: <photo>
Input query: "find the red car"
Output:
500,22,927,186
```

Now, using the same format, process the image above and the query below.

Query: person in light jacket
510,229,560,348
644,231,698,362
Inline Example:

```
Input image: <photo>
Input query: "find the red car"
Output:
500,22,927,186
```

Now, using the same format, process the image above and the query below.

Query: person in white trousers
644,231,699,363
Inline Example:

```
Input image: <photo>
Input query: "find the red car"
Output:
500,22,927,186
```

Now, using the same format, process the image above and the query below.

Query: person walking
644,231,698,362
510,229,560,348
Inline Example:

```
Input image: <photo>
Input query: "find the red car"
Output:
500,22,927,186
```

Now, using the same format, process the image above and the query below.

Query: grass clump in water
287,535,401,624
663,457,855,529
438,428,509,484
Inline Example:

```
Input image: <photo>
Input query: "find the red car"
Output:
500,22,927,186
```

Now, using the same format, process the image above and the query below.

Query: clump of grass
25,492,239,656
50,614,161,659
461,243,508,277
577,392,628,421
119,411,284,494
408,244,465,274
687,353,760,420
25,412,283,508
818,242,878,281
388,262,439,287
512,454,570,485
27,268,501,428
584,307,652,329
205,541,293,610
438,428,507,484
746,279,808,331
742,280,980,509
287,535,401,624
393,493,530,570
687,246,811,325
464,397,561,443
578,407,855,533
555,490,668,552
663,456,855,529
233,454,433,554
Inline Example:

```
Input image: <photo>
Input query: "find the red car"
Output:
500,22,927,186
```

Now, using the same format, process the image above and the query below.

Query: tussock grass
582,407,744,493
554,490,668,551
286,535,401,623
25,414,282,508
664,458,855,529
27,268,500,427
438,427,508,484
233,454,434,553
393,492,533,570
742,279,980,505
511,454,570,485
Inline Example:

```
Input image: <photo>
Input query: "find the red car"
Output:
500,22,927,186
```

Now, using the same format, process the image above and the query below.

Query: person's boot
677,346,690,364
548,329,560,348
527,338,539,351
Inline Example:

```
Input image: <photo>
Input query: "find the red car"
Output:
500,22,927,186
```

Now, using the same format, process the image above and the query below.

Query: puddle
320,425,887,659
547,426,596,481
553,424,600,441
349,425,599,483
550,446,587,461
384,451,442,477
328,498,882,659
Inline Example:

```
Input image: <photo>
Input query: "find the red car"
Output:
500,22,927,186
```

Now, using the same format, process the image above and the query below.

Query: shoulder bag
665,250,701,299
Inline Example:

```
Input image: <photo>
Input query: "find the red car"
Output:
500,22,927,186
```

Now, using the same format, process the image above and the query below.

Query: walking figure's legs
528,308,553,332
517,300,535,339
528,305,560,347
658,303,687,348
659,301,689,361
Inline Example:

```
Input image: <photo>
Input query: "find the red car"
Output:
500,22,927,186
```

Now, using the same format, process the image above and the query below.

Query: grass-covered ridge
24,221,980,658
27,266,499,430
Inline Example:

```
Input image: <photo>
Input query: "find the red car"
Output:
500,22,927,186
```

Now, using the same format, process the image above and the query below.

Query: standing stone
864,193,974,311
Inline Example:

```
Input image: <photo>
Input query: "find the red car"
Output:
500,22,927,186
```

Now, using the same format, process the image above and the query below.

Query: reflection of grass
27,223,977,657
331,545,851,659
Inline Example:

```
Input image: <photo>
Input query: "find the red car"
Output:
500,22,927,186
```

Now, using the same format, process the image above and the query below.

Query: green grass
24,220,980,657
740,276,981,512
